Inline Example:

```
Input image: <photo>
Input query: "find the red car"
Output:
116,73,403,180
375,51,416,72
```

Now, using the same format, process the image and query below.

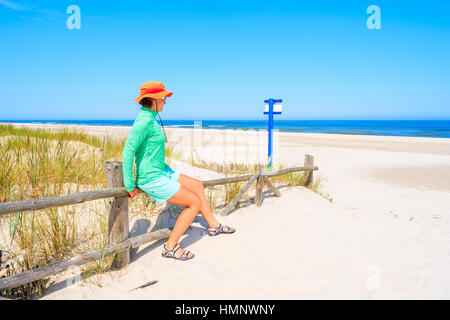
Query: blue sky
1,0,449,120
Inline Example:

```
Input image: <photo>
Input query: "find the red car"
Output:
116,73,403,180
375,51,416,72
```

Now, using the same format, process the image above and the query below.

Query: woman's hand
127,187,139,201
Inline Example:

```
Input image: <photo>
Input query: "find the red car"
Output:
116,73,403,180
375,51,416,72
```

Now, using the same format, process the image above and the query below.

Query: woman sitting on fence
122,81,236,261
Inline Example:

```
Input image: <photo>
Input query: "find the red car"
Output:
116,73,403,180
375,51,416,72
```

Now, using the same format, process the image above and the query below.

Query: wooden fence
0,154,318,292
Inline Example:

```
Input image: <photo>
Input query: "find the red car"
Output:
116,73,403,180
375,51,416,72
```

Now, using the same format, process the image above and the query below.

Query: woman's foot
162,243,195,260
208,223,236,236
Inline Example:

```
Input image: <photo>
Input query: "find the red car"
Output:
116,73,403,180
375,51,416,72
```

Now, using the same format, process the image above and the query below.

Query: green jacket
122,106,172,192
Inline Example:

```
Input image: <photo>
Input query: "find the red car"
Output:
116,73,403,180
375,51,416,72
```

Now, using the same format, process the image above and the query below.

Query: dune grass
0,124,103,148
206,188,219,213
0,125,128,299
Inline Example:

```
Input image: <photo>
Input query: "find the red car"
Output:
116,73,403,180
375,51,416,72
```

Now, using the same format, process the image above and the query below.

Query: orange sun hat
134,81,173,103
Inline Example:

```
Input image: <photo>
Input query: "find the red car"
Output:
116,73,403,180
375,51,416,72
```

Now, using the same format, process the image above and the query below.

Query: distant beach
2,120,450,138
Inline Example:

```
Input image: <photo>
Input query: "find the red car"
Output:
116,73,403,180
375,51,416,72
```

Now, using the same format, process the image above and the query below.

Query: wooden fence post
304,154,314,188
104,161,130,269
255,165,264,207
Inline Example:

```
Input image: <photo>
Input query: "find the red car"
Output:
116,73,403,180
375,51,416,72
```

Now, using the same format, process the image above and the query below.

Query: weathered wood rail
0,155,318,292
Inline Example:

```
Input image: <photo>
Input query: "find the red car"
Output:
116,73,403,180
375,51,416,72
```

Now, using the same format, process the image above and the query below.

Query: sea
2,120,450,139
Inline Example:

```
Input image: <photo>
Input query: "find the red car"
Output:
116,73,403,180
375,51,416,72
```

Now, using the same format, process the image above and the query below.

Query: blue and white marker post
264,98,282,170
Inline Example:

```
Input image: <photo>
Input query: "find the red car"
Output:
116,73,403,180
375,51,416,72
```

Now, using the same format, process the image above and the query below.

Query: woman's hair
140,97,167,142
139,97,155,108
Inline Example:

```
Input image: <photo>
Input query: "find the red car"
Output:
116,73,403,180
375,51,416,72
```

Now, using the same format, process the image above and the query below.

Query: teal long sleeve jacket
122,106,172,192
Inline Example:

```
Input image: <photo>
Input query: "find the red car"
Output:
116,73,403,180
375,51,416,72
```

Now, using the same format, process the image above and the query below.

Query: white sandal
161,243,195,261
208,224,236,236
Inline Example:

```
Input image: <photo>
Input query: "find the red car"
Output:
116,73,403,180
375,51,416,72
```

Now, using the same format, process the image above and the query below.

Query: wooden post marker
104,161,130,269
304,154,314,188
255,165,264,207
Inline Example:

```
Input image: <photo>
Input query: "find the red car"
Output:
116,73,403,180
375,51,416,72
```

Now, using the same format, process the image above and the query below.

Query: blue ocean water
2,120,450,139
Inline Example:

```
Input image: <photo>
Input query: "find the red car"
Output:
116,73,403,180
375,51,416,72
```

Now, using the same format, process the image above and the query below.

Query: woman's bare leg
165,185,201,259
177,173,232,232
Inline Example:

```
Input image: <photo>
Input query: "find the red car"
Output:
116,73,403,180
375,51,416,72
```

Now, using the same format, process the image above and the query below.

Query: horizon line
2,119,450,122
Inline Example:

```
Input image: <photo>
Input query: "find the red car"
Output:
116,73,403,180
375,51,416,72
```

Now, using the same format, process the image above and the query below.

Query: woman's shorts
137,168,181,204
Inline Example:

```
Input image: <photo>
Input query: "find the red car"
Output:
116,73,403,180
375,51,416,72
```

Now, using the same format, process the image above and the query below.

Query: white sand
2,122,450,299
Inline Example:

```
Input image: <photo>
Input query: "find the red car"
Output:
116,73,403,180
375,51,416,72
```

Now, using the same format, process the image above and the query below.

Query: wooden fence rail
0,154,318,293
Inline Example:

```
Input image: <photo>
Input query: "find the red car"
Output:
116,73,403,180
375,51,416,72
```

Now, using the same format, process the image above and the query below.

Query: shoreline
1,121,450,142
2,121,450,143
